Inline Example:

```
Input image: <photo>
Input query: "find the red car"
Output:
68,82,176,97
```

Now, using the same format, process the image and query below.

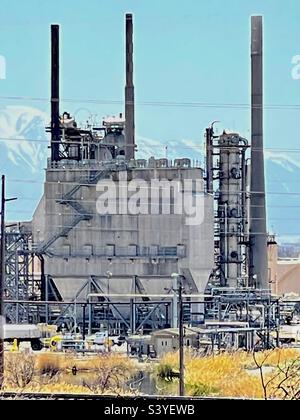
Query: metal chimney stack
51,24,60,162
249,16,268,289
125,13,135,160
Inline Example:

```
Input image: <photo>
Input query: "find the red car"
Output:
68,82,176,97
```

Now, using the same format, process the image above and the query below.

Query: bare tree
252,350,300,400
5,353,35,389
273,358,300,400
82,354,134,394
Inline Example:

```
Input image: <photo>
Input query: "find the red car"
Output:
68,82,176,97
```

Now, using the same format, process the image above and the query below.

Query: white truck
91,331,125,347
278,324,300,345
3,324,43,350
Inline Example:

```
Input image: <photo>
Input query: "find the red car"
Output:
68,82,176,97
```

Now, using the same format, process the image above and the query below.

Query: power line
3,137,300,160
2,135,300,152
8,203,300,215
6,176,300,187
6,208,293,221
10,219,289,235
3,94,300,110
4,176,300,193
6,188,300,197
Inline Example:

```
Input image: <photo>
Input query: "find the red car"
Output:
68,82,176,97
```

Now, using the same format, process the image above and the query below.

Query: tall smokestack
249,16,268,289
51,24,60,162
205,127,214,194
125,13,135,160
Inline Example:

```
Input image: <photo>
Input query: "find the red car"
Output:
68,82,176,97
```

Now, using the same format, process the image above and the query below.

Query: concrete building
150,328,198,356
268,239,300,296
32,155,214,329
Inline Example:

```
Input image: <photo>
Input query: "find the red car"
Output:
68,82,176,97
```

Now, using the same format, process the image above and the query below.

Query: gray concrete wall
32,162,214,313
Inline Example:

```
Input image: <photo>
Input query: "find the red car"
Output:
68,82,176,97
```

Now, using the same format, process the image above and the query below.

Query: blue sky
1,0,300,238
1,0,300,141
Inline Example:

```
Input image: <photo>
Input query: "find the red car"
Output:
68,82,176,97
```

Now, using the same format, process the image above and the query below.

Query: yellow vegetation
4,352,136,395
158,349,300,399
35,351,135,373
4,349,300,398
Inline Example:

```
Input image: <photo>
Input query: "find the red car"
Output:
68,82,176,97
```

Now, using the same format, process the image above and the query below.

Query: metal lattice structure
4,224,41,323
204,287,280,349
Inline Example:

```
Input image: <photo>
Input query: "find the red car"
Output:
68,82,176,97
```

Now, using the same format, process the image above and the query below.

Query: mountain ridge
0,105,298,243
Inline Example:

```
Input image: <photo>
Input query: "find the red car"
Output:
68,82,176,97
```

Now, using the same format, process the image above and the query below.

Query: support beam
249,16,268,289
51,24,60,162
125,13,135,160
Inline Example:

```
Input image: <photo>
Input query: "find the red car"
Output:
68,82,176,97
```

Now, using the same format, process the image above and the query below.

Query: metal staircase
37,163,116,256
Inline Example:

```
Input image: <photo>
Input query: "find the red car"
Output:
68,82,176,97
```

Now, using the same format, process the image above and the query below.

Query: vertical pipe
82,304,86,342
241,150,246,235
45,275,49,324
16,258,19,323
205,127,213,194
178,279,185,396
276,300,280,348
165,303,169,328
130,299,135,333
51,24,60,162
39,255,45,303
107,276,110,337
0,175,5,389
249,16,268,289
132,275,137,334
224,202,228,285
125,13,135,160
88,278,92,335
172,275,178,328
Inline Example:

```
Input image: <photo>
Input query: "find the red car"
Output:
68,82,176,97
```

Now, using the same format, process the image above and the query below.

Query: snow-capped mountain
0,105,299,242
265,153,300,242
0,105,48,221
0,105,48,172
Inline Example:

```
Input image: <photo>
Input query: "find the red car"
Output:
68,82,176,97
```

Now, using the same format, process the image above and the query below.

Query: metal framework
43,275,177,334
204,287,280,349
4,225,41,323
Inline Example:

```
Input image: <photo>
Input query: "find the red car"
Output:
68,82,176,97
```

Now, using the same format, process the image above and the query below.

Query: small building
126,334,153,357
150,328,198,357
268,239,300,296
278,324,300,345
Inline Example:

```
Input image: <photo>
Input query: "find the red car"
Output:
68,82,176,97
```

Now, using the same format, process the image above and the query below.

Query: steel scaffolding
4,225,41,323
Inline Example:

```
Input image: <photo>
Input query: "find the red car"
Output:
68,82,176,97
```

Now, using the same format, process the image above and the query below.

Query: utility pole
0,175,17,389
0,175,5,389
171,272,185,396
178,277,185,397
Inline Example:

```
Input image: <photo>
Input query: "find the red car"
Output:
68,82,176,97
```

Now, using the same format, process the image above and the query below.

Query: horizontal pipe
88,293,211,299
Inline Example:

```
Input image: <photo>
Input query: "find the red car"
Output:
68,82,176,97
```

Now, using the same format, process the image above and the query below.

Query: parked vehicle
3,324,43,351
90,331,125,346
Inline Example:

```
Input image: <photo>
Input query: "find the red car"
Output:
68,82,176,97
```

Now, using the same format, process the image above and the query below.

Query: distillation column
218,133,247,287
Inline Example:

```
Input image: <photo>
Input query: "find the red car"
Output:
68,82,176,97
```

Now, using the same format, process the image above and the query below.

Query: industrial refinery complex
1,8,300,401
